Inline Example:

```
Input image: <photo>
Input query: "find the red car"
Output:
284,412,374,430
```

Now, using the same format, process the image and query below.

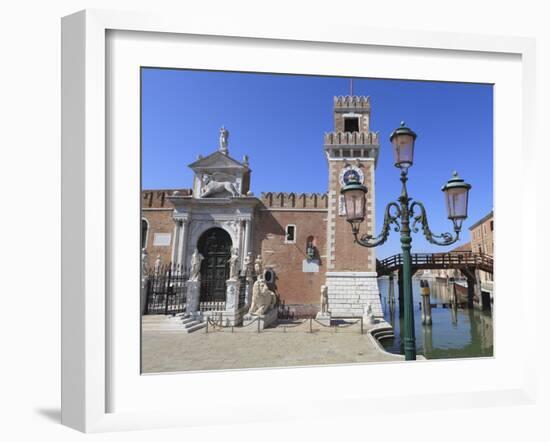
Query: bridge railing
377,251,493,274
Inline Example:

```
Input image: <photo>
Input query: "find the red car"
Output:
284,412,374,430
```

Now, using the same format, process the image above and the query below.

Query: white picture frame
61,9,537,433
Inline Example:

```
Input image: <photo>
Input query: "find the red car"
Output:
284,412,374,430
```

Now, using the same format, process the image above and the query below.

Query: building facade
141,96,383,321
469,210,494,256
469,210,494,283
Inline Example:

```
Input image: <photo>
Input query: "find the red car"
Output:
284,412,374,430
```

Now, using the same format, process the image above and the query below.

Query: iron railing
144,264,187,315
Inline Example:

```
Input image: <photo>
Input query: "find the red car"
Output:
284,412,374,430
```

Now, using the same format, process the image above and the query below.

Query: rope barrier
204,315,364,334
205,315,261,333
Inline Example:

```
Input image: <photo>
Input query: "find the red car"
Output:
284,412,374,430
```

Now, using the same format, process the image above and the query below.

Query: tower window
344,117,359,132
285,225,296,243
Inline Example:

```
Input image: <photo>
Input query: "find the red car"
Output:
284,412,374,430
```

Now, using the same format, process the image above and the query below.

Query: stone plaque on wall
302,259,320,273
153,232,172,246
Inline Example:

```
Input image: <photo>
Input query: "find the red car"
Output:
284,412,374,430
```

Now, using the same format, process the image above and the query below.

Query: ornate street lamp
340,122,471,361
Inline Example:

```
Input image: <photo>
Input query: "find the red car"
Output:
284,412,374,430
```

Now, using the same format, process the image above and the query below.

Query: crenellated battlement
324,131,380,146
334,95,371,110
261,192,328,209
142,188,192,208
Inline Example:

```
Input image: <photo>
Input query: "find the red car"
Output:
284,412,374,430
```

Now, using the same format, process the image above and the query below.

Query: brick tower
323,96,383,318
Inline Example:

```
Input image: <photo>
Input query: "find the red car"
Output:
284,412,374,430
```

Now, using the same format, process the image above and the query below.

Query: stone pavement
141,320,403,373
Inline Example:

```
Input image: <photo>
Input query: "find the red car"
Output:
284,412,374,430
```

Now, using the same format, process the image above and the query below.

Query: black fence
144,265,187,315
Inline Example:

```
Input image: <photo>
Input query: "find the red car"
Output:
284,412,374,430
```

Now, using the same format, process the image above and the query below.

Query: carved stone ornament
320,285,328,314
228,247,240,280
189,248,204,281
200,173,240,198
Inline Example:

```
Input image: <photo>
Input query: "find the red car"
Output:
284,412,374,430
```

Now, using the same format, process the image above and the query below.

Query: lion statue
248,279,276,316
201,173,240,198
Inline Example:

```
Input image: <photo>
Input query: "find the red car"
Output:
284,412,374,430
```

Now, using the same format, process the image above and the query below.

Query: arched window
306,235,316,260
141,218,149,249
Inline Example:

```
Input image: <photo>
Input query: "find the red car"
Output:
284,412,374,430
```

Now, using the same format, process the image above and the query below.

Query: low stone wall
325,271,383,318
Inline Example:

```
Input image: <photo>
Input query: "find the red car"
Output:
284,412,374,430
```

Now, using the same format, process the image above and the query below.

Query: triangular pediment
188,151,247,172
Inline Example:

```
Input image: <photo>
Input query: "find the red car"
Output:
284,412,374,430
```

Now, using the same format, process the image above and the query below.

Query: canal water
378,278,493,359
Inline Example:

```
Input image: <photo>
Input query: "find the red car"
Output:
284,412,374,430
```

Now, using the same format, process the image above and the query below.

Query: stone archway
197,228,232,304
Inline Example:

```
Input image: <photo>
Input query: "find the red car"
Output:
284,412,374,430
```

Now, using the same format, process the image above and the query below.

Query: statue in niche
320,285,329,315
154,254,161,274
248,279,276,316
228,247,240,280
200,172,240,198
189,248,204,281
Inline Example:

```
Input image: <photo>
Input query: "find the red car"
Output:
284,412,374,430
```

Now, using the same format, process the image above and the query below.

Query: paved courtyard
141,320,403,373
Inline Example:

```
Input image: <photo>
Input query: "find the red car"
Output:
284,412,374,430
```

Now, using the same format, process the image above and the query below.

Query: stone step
180,317,196,325
183,322,206,333
141,314,205,333
373,331,394,340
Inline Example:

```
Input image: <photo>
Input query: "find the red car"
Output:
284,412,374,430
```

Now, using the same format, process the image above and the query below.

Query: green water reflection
378,278,493,359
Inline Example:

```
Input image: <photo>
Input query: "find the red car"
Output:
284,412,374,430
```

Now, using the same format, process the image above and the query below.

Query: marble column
170,221,180,265
242,219,251,263
176,219,188,269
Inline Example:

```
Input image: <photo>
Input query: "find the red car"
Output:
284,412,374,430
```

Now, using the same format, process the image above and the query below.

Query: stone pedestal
242,307,278,331
325,272,383,318
244,276,253,309
185,280,200,316
315,312,331,326
225,278,240,312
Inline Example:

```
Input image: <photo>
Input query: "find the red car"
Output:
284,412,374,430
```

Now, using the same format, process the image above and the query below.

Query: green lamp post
340,122,472,361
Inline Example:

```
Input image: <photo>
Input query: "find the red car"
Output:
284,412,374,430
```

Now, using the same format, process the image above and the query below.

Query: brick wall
254,208,327,306
141,189,191,267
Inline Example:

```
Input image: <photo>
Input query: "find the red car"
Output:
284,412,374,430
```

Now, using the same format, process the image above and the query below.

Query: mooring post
420,280,432,325
474,268,483,309
466,275,475,309
388,274,395,306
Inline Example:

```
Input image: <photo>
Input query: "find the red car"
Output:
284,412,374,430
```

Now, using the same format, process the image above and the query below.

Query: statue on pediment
219,126,229,154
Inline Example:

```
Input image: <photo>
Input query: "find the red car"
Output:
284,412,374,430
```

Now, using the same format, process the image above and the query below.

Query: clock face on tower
339,166,364,186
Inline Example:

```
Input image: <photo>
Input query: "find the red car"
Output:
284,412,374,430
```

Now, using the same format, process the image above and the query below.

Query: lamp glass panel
344,189,366,221
392,134,415,168
445,187,469,219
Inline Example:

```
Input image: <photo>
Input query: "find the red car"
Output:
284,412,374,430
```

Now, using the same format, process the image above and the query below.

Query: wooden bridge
377,252,493,309
377,252,493,277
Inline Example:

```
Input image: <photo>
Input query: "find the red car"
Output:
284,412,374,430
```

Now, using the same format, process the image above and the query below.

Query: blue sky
142,68,493,257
